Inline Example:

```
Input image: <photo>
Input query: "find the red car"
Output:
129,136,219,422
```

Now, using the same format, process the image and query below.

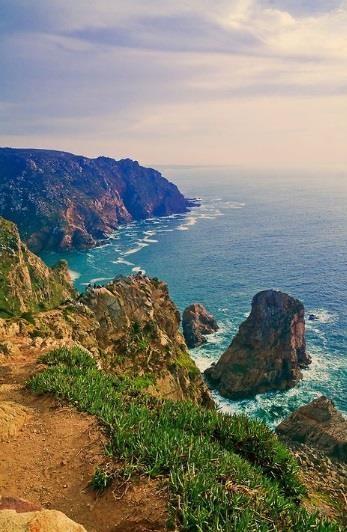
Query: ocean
41,166,347,427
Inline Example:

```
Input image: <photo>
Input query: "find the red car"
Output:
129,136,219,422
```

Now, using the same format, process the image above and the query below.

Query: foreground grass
28,347,340,531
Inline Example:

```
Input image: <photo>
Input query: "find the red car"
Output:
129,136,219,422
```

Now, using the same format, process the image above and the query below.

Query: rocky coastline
0,148,192,252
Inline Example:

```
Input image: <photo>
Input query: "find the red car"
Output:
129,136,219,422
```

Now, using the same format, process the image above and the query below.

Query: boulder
0,509,86,531
205,290,311,399
276,396,347,461
182,304,218,348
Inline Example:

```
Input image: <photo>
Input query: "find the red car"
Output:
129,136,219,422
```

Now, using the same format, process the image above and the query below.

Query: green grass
28,347,340,531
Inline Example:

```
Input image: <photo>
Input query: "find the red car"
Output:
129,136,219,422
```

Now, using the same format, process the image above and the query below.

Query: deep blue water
42,167,347,426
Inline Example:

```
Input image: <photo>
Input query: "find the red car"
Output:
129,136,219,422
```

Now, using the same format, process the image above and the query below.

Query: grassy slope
28,347,340,531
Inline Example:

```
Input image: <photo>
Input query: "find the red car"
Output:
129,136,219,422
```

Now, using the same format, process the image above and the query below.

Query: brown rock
276,396,347,461
182,304,218,348
0,509,86,531
0,402,31,442
81,276,213,407
205,290,311,399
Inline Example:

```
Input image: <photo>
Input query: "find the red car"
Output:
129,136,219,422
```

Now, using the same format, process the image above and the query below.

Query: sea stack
276,396,347,461
205,290,311,399
182,303,218,348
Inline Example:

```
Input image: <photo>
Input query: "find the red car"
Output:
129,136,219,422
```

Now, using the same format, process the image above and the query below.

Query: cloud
0,1,346,166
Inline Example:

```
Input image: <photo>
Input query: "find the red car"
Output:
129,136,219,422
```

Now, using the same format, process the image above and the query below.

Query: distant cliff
0,148,190,252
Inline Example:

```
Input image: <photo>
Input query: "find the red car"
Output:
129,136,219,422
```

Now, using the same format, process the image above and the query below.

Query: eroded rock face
0,148,190,252
276,396,347,461
205,290,311,399
182,304,218,348
0,217,75,317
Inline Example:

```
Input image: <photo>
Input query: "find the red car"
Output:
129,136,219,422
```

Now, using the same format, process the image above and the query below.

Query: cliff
0,217,75,318
0,148,190,252
205,290,311,399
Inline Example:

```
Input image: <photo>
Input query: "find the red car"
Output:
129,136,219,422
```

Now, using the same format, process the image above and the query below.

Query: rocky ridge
0,148,192,252
182,303,218,348
205,289,311,399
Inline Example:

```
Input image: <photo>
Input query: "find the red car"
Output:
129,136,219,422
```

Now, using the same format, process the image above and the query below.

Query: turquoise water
42,167,347,427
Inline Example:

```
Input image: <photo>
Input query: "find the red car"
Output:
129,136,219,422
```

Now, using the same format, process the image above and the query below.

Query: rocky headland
205,289,312,399
182,303,218,348
0,148,193,252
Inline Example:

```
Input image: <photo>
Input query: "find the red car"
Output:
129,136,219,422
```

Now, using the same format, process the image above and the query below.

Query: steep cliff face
205,290,311,399
0,148,190,252
0,217,75,317
182,303,218,348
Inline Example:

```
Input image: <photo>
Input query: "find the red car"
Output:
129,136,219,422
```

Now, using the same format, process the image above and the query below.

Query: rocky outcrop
0,148,191,252
0,402,32,442
0,273,212,406
0,217,75,318
182,303,218,348
205,290,311,399
276,396,347,461
0,508,86,531
78,276,212,406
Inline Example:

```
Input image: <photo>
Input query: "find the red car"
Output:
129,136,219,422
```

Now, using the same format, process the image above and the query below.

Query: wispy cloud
0,1,346,166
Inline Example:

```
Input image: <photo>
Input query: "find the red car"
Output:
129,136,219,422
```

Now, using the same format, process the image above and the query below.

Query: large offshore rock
205,290,311,399
182,303,218,348
276,396,347,461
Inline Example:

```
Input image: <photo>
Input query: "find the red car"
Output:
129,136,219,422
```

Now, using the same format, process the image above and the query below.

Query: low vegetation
28,347,341,531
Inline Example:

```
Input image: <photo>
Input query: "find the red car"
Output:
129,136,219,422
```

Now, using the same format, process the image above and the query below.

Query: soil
0,345,168,531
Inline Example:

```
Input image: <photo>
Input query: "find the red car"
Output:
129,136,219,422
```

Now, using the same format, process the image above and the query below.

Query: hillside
0,217,75,318
0,148,191,252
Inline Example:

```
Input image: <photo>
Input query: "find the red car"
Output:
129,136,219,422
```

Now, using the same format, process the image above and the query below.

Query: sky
0,0,346,167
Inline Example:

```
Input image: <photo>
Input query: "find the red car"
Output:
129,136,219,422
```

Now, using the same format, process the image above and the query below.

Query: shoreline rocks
276,396,347,461
182,303,218,348
205,289,311,399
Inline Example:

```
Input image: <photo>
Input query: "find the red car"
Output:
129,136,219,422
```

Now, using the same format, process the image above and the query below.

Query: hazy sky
1,0,346,167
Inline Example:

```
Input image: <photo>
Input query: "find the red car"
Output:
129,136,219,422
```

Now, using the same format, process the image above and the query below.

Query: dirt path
0,345,167,531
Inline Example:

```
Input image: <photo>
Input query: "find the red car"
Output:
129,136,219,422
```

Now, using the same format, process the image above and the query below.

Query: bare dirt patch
0,347,167,531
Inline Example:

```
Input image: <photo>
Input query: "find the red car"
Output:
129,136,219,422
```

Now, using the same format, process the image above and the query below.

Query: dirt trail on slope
0,344,167,531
